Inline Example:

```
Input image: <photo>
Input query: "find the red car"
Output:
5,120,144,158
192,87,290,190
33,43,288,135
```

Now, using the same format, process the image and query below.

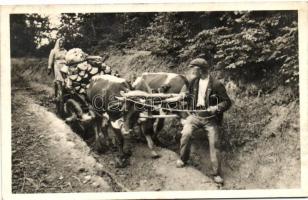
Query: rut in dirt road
12,90,114,193
11,84,218,193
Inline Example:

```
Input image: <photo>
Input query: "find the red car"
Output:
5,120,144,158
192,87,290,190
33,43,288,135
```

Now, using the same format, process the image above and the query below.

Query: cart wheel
64,99,86,138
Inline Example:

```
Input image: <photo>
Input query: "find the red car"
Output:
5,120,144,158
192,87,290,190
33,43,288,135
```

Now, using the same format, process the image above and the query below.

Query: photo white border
0,0,306,5
1,2,308,199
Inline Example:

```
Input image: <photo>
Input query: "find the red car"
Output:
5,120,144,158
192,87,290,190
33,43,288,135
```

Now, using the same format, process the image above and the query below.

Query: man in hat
165,58,231,184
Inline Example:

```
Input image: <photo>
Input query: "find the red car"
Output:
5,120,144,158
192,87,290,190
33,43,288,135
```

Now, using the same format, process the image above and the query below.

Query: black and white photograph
1,2,308,199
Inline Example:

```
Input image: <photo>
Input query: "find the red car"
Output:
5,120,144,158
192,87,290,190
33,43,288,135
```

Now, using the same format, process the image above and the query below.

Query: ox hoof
213,175,224,184
150,151,160,159
94,140,108,154
176,159,185,168
65,116,76,123
153,138,168,148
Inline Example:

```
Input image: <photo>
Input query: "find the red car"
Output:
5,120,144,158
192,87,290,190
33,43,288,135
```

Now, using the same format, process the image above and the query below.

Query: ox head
114,90,152,135
87,75,143,136
106,90,138,135
121,101,140,135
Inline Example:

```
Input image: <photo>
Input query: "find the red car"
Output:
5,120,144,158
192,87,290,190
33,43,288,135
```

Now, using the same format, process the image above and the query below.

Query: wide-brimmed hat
188,58,209,70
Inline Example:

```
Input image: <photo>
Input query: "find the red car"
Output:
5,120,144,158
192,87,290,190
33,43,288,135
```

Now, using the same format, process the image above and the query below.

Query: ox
132,72,189,146
86,74,159,167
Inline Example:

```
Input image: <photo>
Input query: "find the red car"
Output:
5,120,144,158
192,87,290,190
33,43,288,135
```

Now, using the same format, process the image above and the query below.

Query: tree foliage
11,11,298,88
131,11,298,88
57,13,155,53
178,11,298,86
10,14,52,57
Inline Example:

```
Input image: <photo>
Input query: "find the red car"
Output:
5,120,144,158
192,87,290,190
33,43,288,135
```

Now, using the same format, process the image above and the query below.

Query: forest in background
10,11,298,91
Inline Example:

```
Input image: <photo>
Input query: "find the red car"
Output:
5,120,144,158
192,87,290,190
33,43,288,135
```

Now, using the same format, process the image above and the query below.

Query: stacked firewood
61,48,110,94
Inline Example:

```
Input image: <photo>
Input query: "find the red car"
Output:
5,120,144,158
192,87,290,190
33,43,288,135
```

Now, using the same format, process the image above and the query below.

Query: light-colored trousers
180,114,221,175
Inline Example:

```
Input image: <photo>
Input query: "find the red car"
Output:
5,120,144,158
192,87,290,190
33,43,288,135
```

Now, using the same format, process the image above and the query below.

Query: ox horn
120,90,125,96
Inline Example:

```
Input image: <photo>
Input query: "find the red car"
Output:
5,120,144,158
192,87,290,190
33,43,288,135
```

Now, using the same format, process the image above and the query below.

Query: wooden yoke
119,90,182,100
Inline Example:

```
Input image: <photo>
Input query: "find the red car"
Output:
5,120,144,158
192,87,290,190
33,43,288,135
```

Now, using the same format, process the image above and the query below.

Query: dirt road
11,83,218,193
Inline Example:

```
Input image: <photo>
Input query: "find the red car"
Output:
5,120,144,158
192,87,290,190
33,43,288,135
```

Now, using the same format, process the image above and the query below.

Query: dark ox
86,74,159,167
132,72,188,145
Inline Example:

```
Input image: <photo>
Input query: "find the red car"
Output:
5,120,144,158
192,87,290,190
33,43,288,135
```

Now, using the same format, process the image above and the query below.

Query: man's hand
47,68,52,75
206,106,218,114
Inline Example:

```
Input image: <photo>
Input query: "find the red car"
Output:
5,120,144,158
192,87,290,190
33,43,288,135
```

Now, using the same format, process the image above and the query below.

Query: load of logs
62,48,111,94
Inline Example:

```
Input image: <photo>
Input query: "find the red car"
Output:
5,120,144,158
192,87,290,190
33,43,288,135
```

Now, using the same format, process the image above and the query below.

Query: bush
130,11,298,90
178,11,298,88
